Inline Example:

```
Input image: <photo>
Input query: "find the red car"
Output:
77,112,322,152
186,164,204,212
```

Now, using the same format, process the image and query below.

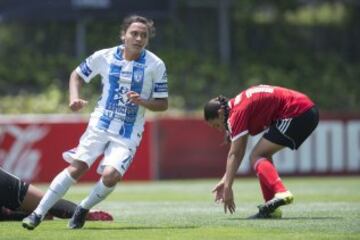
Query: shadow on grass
228,216,343,221
85,225,199,231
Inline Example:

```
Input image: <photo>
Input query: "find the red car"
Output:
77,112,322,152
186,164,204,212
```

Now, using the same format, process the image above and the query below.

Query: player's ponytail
217,95,230,131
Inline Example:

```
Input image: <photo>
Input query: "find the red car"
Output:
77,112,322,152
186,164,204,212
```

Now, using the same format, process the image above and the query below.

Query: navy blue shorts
263,106,319,150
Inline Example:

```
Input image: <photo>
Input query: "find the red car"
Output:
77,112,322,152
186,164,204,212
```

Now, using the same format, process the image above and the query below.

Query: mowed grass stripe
0,177,359,240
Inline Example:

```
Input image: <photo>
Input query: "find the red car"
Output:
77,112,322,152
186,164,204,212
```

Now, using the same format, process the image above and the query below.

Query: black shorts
0,168,29,210
263,106,319,150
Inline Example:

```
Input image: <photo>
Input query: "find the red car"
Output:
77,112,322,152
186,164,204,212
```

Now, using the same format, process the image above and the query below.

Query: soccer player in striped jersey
23,15,168,230
204,85,319,218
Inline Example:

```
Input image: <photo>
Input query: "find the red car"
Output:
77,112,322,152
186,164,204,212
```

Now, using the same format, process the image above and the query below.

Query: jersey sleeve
151,61,168,99
75,50,106,83
228,110,249,142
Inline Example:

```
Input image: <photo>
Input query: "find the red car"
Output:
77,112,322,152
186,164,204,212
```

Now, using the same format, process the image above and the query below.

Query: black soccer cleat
248,206,282,219
22,212,42,230
68,206,89,229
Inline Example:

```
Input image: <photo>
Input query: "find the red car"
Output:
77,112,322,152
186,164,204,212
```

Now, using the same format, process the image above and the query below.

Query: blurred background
1,0,360,112
0,0,359,182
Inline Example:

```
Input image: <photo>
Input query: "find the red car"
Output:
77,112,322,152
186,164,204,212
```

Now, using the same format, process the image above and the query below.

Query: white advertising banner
239,120,360,175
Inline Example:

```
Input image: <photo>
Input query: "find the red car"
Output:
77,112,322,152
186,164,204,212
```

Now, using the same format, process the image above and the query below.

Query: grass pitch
1,177,359,240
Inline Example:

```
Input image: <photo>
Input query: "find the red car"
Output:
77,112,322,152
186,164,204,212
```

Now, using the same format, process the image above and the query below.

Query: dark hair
204,95,230,144
204,95,230,130
120,15,156,38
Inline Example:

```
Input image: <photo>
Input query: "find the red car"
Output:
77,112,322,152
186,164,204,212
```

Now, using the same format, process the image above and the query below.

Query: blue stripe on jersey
97,63,121,131
120,50,146,138
79,61,92,77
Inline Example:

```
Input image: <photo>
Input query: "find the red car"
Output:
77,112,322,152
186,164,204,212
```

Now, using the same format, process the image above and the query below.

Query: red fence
155,118,228,179
0,114,359,182
0,116,152,182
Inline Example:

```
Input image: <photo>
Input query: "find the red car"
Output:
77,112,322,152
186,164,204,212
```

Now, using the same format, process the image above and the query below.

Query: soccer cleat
260,191,294,214
68,206,89,229
86,210,113,221
248,191,293,219
248,207,282,219
22,212,42,230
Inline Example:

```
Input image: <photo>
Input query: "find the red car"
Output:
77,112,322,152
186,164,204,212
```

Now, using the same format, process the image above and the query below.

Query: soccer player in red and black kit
204,85,319,218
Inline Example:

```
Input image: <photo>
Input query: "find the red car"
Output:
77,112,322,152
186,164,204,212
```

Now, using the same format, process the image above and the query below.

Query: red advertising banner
0,115,152,182
155,118,229,179
155,117,360,178
1,114,359,182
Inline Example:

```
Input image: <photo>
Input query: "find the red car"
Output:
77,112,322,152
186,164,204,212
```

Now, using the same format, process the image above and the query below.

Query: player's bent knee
249,151,273,169
102,168,122,187
249,151,262,166
67,161,89,179
102,176,120,188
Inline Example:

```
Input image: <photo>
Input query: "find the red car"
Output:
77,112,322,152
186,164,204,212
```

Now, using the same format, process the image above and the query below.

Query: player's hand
69,99,88,112
223,186,236,214
212,180,225,204
127,91,142,105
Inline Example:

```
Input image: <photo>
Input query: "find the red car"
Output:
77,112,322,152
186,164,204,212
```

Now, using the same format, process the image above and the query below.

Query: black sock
48,199,77,219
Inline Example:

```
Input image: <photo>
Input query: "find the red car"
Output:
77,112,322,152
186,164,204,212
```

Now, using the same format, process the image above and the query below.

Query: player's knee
67,161,89,180
102,168,121,187
249,150,271,169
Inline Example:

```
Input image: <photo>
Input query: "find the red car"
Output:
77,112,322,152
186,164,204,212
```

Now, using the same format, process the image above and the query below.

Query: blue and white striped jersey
76,45,168,141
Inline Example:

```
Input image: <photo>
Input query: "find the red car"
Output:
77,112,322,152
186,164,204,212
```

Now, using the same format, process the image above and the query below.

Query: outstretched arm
214,134,248,214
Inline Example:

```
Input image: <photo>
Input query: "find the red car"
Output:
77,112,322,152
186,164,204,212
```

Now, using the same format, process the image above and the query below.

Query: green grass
1,177,360,240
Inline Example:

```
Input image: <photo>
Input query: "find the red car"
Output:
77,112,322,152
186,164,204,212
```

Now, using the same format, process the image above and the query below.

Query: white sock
34,169,76,217
80,179,115,210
